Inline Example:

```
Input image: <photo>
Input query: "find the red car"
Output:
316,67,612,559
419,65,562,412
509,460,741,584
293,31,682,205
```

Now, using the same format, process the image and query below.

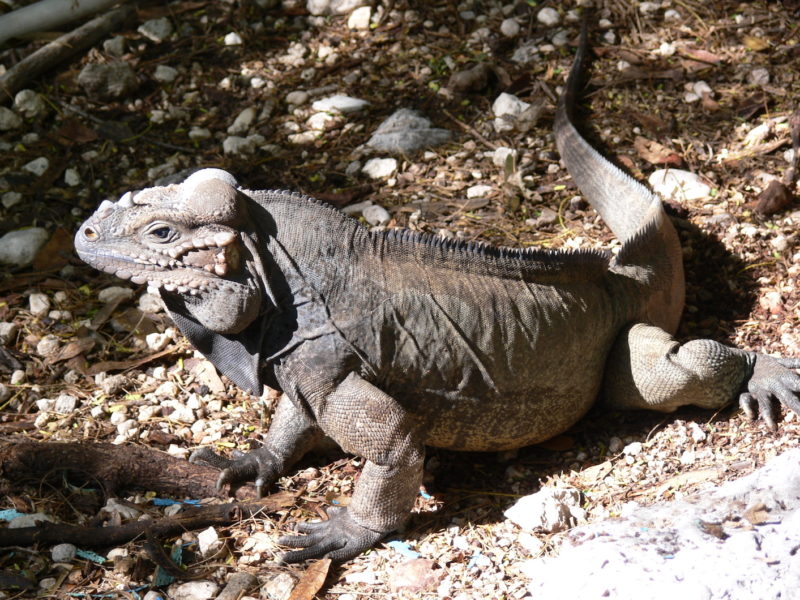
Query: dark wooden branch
0,6,135,102
0,441,256,500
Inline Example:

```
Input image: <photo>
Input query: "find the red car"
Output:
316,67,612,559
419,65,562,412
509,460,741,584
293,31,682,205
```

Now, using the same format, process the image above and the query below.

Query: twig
0,5,135,102
443,108,498,150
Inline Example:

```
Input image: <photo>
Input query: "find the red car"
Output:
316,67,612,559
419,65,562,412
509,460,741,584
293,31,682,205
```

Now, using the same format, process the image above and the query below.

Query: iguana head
75,169,262,334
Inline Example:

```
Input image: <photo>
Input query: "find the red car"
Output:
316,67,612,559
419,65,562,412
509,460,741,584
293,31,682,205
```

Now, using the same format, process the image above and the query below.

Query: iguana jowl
74,29,800,562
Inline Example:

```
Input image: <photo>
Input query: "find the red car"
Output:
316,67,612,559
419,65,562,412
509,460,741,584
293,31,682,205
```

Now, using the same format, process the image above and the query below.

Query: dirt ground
1,0,799,598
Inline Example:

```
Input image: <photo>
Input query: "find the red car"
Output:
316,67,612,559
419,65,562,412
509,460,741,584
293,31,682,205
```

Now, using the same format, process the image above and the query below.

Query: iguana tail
553,19,685,333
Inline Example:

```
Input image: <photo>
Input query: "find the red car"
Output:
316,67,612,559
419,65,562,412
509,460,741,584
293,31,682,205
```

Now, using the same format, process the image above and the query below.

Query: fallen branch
0,5,135,102
0,441,257,500
0,0,125,46
0,492,295,548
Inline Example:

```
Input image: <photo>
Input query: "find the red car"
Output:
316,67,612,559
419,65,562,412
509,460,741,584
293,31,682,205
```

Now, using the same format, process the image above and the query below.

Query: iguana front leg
604,323,800,428
191,394,323,496
279,372,425,562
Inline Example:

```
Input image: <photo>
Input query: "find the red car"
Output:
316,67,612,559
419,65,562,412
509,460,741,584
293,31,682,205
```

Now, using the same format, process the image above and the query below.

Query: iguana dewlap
74,29,800,562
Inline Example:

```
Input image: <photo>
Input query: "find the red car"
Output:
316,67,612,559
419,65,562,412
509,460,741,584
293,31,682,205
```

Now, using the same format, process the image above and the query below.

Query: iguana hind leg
604,323,800,428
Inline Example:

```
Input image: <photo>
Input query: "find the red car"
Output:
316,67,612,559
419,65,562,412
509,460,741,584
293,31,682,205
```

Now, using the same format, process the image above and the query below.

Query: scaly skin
74,28,800,563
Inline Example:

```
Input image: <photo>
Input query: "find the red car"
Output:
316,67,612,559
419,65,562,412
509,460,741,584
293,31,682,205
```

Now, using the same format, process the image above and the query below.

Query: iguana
74,26,800,562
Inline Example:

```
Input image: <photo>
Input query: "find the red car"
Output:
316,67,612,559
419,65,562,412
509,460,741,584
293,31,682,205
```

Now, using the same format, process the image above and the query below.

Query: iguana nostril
83,226,98,241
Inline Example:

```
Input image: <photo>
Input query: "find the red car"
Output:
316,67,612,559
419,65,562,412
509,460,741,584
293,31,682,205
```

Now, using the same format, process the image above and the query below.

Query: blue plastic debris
387,540,421,559
75,549,107,564
0,509,25,521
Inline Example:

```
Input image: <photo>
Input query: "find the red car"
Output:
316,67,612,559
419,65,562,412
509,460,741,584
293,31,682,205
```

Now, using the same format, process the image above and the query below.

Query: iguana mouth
75,226,240,295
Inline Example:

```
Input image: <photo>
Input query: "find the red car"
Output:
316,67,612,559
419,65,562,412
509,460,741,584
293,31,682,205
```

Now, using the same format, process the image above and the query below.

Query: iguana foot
739,354,800,430
279,506,386,562
189,447,278,497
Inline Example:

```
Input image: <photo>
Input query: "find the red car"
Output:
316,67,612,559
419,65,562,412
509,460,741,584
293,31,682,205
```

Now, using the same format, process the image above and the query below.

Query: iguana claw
278,506,385,563
739,353,800,430
189,447,276,497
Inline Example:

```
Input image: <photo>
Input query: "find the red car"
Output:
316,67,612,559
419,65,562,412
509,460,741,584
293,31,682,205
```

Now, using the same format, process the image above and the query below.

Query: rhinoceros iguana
74,25,800,562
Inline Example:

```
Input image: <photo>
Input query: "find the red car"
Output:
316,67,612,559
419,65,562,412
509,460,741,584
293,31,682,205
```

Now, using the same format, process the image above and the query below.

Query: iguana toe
278,506,385,563
740,353,800,430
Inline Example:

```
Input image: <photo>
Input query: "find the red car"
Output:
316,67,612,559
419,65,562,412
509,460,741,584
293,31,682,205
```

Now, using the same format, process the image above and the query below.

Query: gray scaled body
74,27,800,562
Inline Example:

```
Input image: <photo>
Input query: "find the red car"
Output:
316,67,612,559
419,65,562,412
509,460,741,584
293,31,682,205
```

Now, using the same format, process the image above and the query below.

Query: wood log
0,5,135,102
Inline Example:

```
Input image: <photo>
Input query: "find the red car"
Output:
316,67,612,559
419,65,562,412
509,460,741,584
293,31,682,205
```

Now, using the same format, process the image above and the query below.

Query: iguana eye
145,224,177,242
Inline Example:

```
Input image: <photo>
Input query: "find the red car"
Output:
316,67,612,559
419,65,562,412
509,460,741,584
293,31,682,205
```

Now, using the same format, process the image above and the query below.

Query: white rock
492,146,519,168
154,65,178,83
146,331,171,352
189,127,212,140
22,157,50,176
286,90,309,106
467,184,493,199
117,419,138,436
648,169,711,201
36,335,60,357
623,441,643,456
197,527,221,556
639,1,660,14
500,18,520,38
307,112,335,131
348,6,372,30
98,286,134,304
342,200,373,215
748,67,770,86
288,131,318,145
29,293,51,317
307,0,366,16
11,370,26,384
0,227,49,267
362,204,391,226
14,89,46,118
492,92,531,133
138,17,173,43
103,35,126,56
163,400,195,424
224,32,243,46
664,8,681,20
362,157,398,179
311,94,369,114
657,41,676,57
228,107,257,135
223,135,257,155
551,30,570,47
8,512,55,528
168,581,219,600
138,293,164,313
0,322,18,344
2,191,21,209
536,7,560,26
505,486,582,533
51,543,77,563
261,572,297,600
0,106,22,130
603,30,616,44
512,43,539,65
64,168,81,186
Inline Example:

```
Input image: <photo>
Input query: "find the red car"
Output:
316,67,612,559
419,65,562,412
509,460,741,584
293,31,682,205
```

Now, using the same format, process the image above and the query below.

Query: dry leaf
288,558,331,600
32,228,74,271
743,502,771,526
633,136,683,166
754,180,794,215
743,35,770,51
654,467,721,497
577,460,614,486
388,558,442,593
45,337,95,365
